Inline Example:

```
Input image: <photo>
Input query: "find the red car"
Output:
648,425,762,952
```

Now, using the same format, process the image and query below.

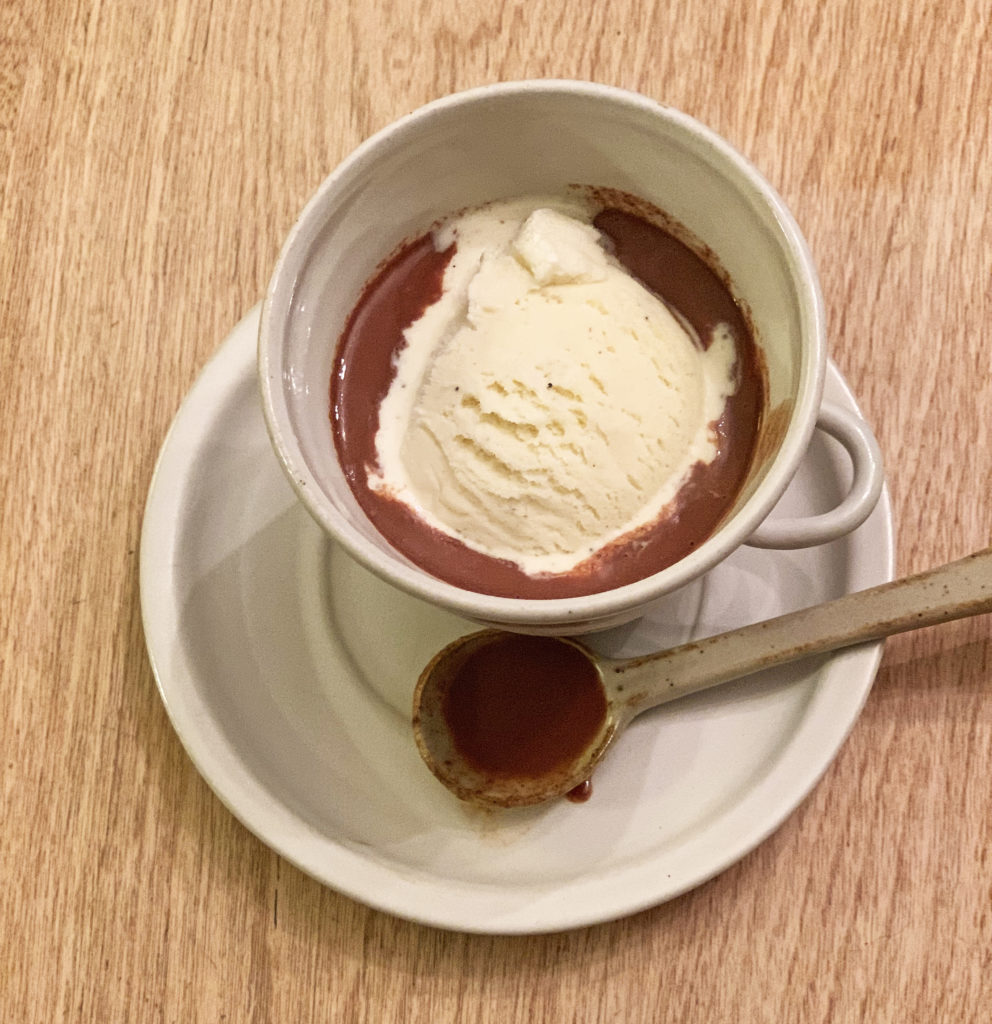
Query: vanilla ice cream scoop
371,200,739,576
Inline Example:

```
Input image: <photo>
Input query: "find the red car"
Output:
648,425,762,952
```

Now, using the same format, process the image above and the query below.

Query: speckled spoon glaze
413,547,992,808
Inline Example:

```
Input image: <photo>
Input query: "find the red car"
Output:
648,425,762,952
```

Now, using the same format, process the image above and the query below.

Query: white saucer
140,306,894,934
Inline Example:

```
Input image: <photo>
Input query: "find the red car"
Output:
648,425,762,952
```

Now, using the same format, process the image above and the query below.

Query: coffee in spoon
412,547,992,808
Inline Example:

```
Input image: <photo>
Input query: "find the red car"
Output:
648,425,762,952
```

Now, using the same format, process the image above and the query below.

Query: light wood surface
3,1,990,1020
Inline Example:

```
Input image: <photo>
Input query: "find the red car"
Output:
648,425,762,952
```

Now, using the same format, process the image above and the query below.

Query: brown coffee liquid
330,199,764,599
566,779,594,803
440,635,607,779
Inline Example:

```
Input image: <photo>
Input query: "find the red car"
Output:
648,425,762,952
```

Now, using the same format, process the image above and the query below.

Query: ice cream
368,198,741,577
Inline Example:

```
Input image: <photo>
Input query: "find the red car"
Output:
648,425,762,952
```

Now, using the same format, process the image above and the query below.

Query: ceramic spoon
413,547,992,808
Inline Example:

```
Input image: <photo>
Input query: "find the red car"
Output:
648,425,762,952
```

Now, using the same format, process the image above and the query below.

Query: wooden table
3,1,990,1019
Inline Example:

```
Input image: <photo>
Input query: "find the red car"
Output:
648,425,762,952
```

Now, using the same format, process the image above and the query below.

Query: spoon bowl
413,547,992,808
413,631,620,807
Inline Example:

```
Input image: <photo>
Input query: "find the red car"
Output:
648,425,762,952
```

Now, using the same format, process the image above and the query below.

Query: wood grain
2,0,990,1020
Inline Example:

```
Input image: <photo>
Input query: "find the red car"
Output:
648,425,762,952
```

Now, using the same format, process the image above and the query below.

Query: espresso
330,193,764,599
440,634,607,779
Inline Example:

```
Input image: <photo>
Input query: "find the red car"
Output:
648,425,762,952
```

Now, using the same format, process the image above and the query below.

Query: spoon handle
608,547,992,712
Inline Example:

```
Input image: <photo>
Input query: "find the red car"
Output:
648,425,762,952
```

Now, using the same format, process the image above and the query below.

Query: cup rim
258,79,826,627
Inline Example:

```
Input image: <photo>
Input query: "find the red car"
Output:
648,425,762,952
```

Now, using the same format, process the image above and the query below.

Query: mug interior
260,82,824,630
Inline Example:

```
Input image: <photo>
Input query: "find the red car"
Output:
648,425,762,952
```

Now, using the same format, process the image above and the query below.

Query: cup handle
745,402,884,549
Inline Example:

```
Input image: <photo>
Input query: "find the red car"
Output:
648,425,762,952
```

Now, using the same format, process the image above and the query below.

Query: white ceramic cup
259,80,883,634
